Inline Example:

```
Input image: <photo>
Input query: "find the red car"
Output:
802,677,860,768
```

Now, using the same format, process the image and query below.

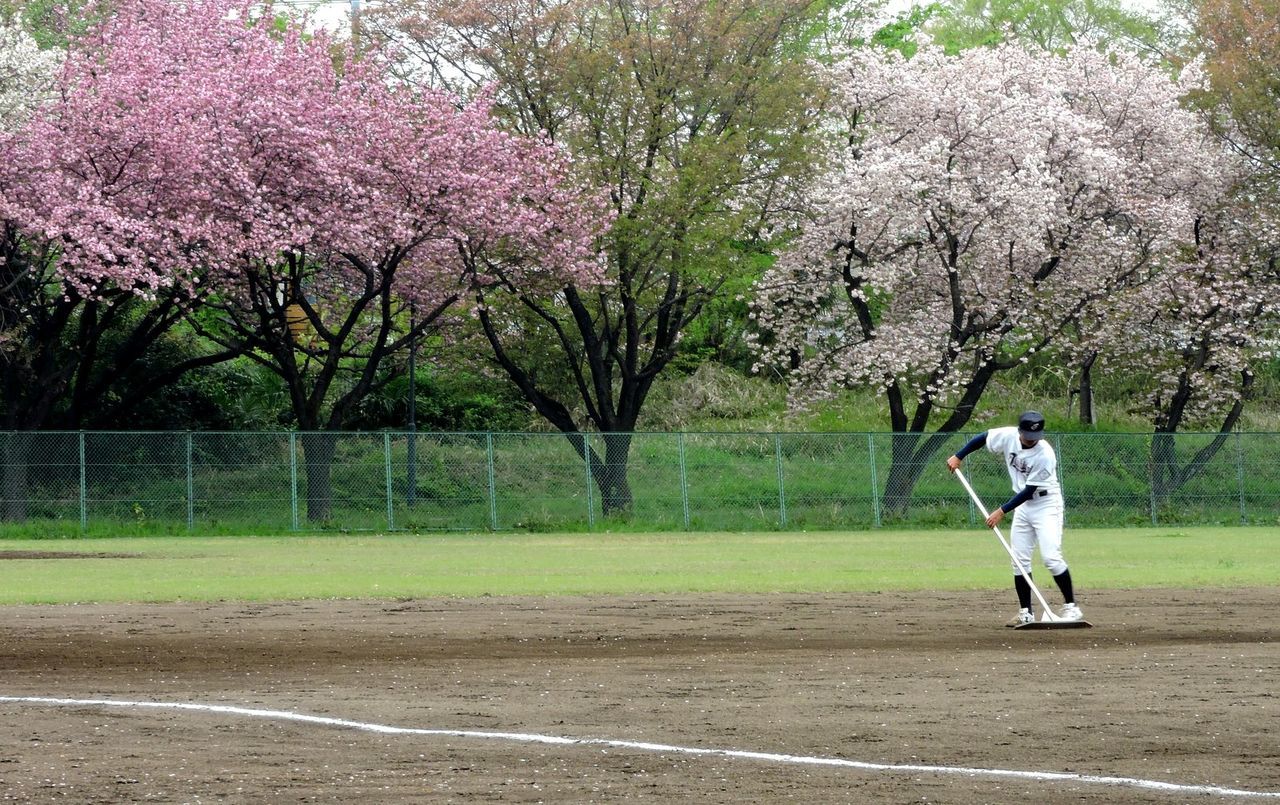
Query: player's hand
985,508,1005,528
946,455,962,473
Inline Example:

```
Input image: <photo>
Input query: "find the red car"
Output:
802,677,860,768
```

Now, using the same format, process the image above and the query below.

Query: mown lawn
1,527,1276,604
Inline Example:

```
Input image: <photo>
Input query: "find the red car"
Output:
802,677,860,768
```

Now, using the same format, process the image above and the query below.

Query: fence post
1148,437,1158,526
1054,434,1065,527
384,432,394,530
78,431,86,531
584,436,595,530
186,432,194,531
775,433,787,527
1236,429,1246,524
486,434,498,530
678,432,690,530
867,433,881,528
407,428,417,511
289,432,299,531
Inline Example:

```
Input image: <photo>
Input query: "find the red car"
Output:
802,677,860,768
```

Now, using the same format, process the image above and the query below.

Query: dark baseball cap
1018,410,1046,441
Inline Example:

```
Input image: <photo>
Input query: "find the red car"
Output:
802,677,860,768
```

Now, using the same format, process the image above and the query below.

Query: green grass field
1,527,1276,604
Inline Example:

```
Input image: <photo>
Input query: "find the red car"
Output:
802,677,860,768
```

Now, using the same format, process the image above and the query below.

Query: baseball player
946,411,1084,626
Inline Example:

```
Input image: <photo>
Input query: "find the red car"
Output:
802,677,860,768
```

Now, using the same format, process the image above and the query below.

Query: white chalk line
3,695,1278,799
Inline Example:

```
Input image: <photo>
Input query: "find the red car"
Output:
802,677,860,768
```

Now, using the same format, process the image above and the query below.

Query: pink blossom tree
2,0,262,441
751,41,1232,514
0,18,58,356
0,19,120,519
0,17,59,339
2,5,270,517
188,69,608,520
5,0,607,521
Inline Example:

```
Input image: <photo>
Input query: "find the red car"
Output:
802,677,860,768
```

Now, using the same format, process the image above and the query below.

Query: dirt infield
1,588,1278,803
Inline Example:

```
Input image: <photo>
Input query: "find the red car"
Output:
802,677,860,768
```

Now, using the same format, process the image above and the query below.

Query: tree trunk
594,432,634,515
881,432,921,516
562,431,635,517
301,432,338,523
880,431,953,517
1148,370,1252,511
1149,431,1176,511
1078,353,1096,426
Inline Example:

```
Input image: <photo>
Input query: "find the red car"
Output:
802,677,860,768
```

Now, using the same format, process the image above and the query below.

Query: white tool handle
954,468,1059,621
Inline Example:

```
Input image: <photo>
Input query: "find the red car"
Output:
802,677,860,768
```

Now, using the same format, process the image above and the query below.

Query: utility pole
407,303,417,508
350,0,362,52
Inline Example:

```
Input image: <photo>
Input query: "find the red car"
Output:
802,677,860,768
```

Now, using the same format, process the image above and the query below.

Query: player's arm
946,432,987,472
984,484,1039,527
999,485,1037,513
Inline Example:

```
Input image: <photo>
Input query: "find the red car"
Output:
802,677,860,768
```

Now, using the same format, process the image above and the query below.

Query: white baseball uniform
983,426,1068,577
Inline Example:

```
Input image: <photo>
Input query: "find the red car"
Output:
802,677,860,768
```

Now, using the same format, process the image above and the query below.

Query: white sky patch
263,0,352,32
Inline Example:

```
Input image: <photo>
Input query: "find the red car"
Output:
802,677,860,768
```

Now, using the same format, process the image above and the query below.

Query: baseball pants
1009,496,1068,576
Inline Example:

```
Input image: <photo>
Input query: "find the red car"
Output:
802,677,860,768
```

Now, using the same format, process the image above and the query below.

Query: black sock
1053,570,1074,604
1013,574,1032,611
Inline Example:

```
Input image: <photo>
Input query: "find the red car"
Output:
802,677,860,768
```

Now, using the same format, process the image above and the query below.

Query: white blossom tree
750,41,1232,514
0,19,57,131
2,18,63,392
1079,194,1280,504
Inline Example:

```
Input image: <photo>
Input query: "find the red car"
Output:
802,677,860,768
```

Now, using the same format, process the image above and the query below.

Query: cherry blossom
1,0,609,520
0,20,57,132
7,0,605,302
751,41,1234,511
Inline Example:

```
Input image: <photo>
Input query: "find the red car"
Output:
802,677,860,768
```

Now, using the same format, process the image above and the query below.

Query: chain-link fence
1,430,1274,534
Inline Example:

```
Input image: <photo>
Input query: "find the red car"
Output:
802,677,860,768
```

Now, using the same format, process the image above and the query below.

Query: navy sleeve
954,432,988,460
1000,485,1039,513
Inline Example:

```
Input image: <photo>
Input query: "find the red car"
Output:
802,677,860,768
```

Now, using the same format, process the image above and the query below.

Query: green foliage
923,0,1165,55
91,326,257,431
397,0,837,437
789,0,898,60
638,363,786,431
672,242,776,374
1200,0,1280,169
346,368,531,432
1240,359,1280,430
4,0,94,48
862,2,942,56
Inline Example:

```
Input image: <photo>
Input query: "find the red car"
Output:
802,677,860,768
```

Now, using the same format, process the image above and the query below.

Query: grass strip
0,527,1275,605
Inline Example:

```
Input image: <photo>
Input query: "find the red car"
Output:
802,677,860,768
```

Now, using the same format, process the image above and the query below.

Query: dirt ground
1,587,1278,804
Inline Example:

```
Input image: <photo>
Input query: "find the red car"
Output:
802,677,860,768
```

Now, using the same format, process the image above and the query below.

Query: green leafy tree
1198,0,1280,172
366,0,847,514
925,0,1165,54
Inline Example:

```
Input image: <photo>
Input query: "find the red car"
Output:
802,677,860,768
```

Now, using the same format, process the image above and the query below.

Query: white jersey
985,426,1060,496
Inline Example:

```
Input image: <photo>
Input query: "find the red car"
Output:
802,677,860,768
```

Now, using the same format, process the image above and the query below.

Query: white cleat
1006,608,1035,627
1059,603,1084,622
